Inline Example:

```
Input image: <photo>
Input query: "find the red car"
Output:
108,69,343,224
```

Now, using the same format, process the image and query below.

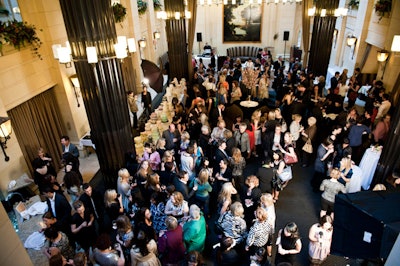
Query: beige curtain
187,0,197,85
302,0,312,68
8,88,66,174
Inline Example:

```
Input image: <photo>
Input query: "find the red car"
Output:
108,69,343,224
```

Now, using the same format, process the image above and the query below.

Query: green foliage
347,0,359,9
0,20,42,59
153,0,162,11
113,3,127,23
138,0,148,15
375,0,392,21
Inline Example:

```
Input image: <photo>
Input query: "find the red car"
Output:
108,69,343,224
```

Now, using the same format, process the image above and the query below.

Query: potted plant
375,0,391,21
348,0,359,9
112,3,127,23
138,0,148,15
0,20,42,59
154,0,162,11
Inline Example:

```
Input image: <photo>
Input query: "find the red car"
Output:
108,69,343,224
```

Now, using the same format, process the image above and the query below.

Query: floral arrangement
375,0,391,21
154,0,162,11
241,68,260,92
0,20,42,59
112,3,127,23
138,0,148,15
347,0,359,9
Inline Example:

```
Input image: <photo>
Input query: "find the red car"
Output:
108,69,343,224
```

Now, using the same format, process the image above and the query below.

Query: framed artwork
223,4,262,42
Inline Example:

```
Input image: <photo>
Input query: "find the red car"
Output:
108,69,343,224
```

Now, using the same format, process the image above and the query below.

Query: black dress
275,230,300,265
71,210,96,251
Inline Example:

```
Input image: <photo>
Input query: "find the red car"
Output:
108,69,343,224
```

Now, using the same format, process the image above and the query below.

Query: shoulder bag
302,138,313,154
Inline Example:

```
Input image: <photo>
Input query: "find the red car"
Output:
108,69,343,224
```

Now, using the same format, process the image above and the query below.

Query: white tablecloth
194,55,217,69
80,131,96,149
359,148,381,190
240,100,259,108
346,165,362,193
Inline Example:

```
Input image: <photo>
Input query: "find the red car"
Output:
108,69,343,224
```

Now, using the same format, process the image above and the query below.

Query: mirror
0,0,22,23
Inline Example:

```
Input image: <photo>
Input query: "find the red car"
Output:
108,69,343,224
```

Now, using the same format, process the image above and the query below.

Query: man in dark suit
79,183,105,233
173,171,196,202
42,186,71,234
61,135,79,158
330,71,340,91
255,166,274,193
162,123,180,151
214,140,230,173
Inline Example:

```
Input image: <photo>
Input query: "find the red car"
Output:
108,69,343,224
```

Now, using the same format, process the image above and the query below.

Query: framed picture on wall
223,3,262,42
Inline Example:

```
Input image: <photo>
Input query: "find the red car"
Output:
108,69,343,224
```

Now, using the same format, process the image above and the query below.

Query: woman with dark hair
275,222,302,265
135,207,157,241
308,215,333,265
93,234,125,266
216,236,240,266
311,137,335,192
271,151,287,202
141,85,152,116
130,230,161,266
43,226,75,261
115,215,134,259
70,200,96,255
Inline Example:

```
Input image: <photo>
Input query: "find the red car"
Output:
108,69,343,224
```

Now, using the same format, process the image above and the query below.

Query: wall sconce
69,74,81,107
153,31,161,40
308,6,316,16
156,10,191,20
347,35,357,59
377,49,390,80
138,38,147,59
52,42,72,68
391,35,400,52
0,116,12,162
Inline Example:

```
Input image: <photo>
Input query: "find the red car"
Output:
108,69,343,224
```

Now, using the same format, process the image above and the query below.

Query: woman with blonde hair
260,193,276,232
104,189,123,229
217,182,237,215
117,168,132,213
216,201,247,244
300,116,317,167
242,175,262,227
165,191,189,223
251,110,263,157
258,73,269,100
193,168,213,216
338,157,353,185
245,207,273,255
156,138,166,159
229,147,246,194
320,168,346,219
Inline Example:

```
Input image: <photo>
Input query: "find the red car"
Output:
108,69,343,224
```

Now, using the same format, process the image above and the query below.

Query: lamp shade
117,36,127,48
128,38,137,53
347,35,357,46
52,44,62,59
57,47,71,63
86,47,98,63
391,35,400,52
0,117,12,138
153,31,161,40
320,9,327,17
377,50,389,62
139,38,147,48
70,74,80,88
114,43,127,59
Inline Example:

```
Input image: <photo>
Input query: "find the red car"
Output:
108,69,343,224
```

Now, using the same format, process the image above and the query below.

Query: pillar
59,0,133,187
164,0,189,80
308,0,339,77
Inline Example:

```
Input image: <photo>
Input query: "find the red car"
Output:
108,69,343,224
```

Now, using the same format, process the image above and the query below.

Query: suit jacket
214,148,230,173
46,193,72,233
255,167,273,193
173,176,195,201
162,129,180,150
62,143,79,158
234,131,251,154
265,131,284,157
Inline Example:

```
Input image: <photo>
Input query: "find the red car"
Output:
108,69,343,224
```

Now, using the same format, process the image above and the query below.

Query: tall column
308,0,339,77
164,0,189,80
59,0,133,187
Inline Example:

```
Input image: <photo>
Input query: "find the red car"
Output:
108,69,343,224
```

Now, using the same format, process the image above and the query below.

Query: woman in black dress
141,85,152,116
71,200,96,255
275,222,302,265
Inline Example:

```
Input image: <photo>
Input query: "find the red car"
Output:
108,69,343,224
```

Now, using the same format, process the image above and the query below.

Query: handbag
278,166,293,182
302,139,313,154
284,153,298,165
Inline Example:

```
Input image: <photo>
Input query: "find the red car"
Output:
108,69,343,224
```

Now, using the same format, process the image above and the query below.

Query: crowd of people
31,48,398,266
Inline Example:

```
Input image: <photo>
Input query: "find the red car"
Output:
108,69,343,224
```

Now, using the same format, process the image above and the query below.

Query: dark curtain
187,0,197,85
308,0,339,77
165,0,189,80
8,89,65,174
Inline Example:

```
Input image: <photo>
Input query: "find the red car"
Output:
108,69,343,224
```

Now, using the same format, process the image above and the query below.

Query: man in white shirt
375,93,391,122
